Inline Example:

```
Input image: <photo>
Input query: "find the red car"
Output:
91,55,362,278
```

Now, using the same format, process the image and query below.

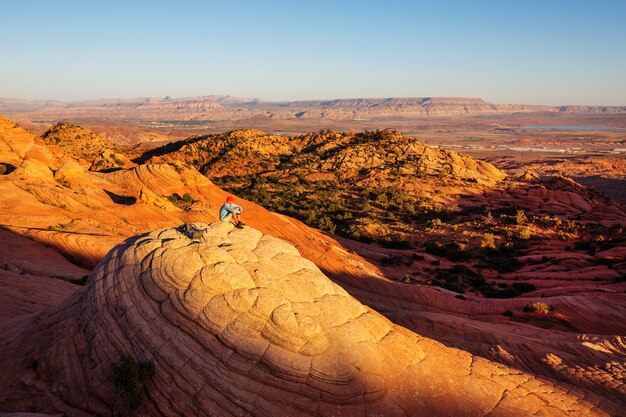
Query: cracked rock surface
0,223,619,416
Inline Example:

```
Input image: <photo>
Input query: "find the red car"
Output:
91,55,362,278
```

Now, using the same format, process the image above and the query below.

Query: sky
1,0,625,105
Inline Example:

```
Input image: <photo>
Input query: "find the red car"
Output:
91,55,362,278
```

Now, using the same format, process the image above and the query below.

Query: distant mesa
2,95,625,122
0,223,614,416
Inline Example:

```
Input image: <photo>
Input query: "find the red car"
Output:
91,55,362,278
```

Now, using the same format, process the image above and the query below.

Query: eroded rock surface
0,223,618,416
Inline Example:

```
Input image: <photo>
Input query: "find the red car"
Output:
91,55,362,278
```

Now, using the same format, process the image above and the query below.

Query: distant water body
519,125,626,131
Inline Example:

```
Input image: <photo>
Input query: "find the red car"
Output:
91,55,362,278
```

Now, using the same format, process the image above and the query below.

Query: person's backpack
179,223,206,240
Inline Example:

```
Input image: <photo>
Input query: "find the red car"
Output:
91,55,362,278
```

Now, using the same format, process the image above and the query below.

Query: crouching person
220,196,244,229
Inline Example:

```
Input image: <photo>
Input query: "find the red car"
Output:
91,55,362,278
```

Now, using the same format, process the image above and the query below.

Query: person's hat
226,196,235,202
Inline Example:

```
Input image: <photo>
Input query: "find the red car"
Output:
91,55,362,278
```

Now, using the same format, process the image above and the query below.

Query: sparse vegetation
424,241,470,262
523,302,553,314
480,233,496,249
111,354,155,415
167,192,194,210
430,265,487,294
47,222,72,231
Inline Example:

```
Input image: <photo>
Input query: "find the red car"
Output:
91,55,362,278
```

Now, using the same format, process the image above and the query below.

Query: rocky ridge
40,123,118,164
143,129,506,184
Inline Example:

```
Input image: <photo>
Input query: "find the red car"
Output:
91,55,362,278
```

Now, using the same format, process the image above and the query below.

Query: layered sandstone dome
0,223,617,416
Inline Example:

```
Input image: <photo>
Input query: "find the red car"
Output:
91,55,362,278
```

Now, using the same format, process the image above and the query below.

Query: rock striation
0,223,618,416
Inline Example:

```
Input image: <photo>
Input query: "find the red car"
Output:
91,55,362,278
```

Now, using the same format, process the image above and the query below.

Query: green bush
477,244,522,272
317,215,336,234
431,265,487,294
112,354,155,413
424,241,470,262
167,193,194,210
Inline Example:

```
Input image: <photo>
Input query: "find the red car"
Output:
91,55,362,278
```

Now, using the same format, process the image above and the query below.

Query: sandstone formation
0,223,619,416
54,161,85,181
88,150,135,172
143,129,506,186
41,123,117,164
0,228,86,319
1,115,625,415
0,116,36,165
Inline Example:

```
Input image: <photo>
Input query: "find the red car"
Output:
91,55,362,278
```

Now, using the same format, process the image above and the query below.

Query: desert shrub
343,223,374,243
111,355,155,414
517,226,533,240
523,302,553,314
503,310,514,317
381,255,411,266
515,210,528,225
47,222,72,232
432,265,487,293
477,243,521,272
539,214,562,228
317,215,336,234
424,241,470,262
490,206,520,218
480,233,496,249
428,218,443,228
113,156,126,166
167,193,194,210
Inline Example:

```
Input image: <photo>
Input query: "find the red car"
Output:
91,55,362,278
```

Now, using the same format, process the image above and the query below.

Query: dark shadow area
0,224,114,237
574,175,626,204
0,225,92,275
0,163,17,175
132,135,205,164
96,167,124,173
104,190,137,205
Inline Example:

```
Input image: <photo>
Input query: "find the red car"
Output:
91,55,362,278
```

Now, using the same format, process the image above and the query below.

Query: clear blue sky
1,0,625,105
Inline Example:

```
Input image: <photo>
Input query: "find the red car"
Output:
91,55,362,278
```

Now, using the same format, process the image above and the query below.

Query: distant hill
2,95,625,122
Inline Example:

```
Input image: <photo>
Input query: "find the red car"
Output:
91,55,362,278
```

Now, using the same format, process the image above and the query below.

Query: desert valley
0,94,625,416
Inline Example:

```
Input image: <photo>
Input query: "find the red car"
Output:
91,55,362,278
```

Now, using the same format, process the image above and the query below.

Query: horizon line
1,95,624,108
